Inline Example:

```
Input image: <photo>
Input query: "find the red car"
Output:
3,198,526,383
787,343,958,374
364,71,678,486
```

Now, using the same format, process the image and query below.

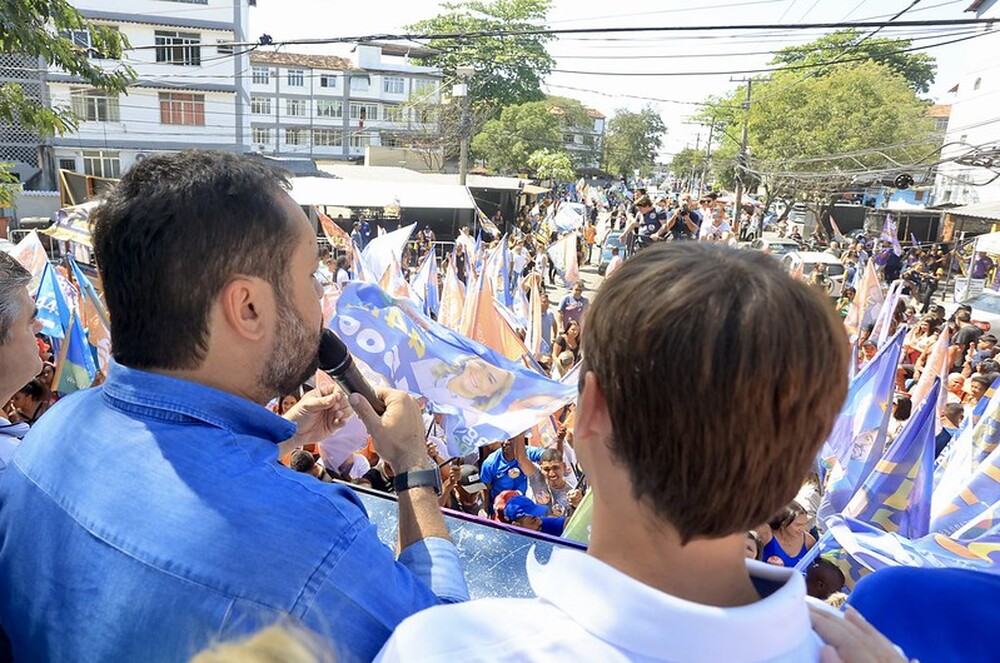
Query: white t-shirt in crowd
377,548,826,662
700,219,733,241
336,268,351,288
512,249,528,276
606,255,623,276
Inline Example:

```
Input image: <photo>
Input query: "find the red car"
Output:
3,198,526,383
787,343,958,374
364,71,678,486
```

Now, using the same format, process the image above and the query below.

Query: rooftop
250,51,355,71
928,104,952,118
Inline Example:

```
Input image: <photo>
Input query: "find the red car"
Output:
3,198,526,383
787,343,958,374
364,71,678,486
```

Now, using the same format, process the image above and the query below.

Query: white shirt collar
528,548,815,662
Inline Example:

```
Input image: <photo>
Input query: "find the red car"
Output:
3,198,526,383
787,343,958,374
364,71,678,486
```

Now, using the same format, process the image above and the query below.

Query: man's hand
810,605,912,663
567,488,584,508
282,383,351,446
350,388,428,472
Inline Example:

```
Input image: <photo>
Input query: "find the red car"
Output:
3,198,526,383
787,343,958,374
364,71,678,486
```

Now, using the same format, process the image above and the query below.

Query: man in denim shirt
0,152,468,662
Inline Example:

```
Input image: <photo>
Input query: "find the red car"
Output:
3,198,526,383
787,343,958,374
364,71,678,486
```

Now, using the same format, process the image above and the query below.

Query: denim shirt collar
101,359,297,445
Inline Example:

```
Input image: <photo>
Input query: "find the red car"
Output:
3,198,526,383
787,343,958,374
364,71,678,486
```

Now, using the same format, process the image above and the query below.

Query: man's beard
259,296,321,401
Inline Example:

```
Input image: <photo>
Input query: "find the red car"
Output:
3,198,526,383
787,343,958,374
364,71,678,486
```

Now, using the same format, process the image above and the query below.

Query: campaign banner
333,283,577,456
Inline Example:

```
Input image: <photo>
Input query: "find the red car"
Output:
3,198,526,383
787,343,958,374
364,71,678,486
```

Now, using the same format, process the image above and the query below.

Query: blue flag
931,436,1000,536
34,262,71,340
56,313,97,394
819,328,905,519
334,283,576,456
844,380,938,539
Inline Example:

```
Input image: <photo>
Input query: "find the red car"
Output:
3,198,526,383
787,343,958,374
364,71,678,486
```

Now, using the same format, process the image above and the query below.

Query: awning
41,201,100,247
522,184,550,196
946,201,1000,222
290,176,475,210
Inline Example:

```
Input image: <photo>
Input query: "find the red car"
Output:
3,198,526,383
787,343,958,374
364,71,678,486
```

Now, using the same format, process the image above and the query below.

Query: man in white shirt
0,253,43,471
378,244,879,662
605,247,623,277
699,209,734,243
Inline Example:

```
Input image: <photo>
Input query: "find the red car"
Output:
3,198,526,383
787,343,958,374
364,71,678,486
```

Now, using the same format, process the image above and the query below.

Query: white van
780,251,846,297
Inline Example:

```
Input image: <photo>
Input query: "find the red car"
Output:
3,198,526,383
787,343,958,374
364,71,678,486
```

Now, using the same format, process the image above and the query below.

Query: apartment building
247,44,443,161
45,0,252,181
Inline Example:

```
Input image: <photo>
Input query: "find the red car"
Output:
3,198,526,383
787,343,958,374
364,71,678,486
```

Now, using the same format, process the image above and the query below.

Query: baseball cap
982,333,998,343
503,496,548,522
458,464,487,493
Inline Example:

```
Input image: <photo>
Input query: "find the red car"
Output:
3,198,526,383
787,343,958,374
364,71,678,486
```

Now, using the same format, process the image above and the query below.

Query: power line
116,18,995,51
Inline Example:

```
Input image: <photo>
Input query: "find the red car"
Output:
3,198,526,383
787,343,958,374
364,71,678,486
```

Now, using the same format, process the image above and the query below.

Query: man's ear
575,371,611,443
218,277,271,342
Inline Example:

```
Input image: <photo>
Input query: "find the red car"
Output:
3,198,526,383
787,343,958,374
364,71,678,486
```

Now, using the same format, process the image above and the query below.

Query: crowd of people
3,151,997,662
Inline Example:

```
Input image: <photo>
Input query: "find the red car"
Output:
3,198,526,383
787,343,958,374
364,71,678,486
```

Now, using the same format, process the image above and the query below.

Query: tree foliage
527,148,573,182
604,107,667,179
699,60,936,203
771,29,936,94
407,0,554,109
669,147,707,179
1,0,134,136
471,100,562,174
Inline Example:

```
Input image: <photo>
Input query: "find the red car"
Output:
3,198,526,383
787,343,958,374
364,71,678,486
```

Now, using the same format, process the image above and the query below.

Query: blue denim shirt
0,362,468,663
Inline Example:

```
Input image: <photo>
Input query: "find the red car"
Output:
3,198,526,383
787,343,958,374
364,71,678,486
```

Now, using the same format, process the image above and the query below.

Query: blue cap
504,495,548,522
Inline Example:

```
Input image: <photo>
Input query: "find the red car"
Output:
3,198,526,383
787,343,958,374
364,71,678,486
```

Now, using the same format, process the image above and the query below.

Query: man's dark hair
289,449,316,473
583,243,848,542
0,251,31,344
16,378,46,400
539,448,562,463
91,151,294,370
942,402,964,427
971,375,992,389
956,309,972,324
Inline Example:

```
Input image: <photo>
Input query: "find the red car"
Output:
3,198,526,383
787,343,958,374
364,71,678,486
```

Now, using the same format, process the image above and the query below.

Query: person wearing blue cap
503,495,566,538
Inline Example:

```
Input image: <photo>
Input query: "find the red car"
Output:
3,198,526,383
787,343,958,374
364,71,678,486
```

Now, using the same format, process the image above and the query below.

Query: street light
453,65,474,186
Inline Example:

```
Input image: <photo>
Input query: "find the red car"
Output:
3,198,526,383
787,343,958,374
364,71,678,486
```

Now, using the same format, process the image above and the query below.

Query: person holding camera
653,194,701,242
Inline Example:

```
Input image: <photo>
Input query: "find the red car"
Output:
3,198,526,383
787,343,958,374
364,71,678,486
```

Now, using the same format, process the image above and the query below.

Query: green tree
527,148,573,183
669,147,706,180
471,100,562,174
700,60,935,211
771,29,936,94
1,0,134,202
604,107,667,179
407,0,554,109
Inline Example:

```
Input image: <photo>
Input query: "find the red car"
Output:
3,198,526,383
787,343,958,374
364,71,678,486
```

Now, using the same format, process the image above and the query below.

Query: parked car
597,230,626,275
945,291,1000,332
747,236,801,259
780,251,846,297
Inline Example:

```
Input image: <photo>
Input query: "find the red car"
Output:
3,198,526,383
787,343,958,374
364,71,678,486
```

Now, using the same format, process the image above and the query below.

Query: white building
933,0,1000,207
46,0,252,180
561,108,606,171
247,44,443,161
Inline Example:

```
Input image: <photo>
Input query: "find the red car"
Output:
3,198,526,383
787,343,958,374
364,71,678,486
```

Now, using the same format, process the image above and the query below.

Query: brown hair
634,195,653,208
583,243,848,542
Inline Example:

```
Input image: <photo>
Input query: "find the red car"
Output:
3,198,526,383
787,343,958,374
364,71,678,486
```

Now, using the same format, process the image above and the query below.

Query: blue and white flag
35,262,71,340
931,437,1000,536
844,380,938,539
819,328,904,519
333,283,577,456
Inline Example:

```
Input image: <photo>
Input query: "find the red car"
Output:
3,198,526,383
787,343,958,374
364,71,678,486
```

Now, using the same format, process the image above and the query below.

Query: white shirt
512,249,528,276
377,548,825,662
700,219,733,241
606,255,623,276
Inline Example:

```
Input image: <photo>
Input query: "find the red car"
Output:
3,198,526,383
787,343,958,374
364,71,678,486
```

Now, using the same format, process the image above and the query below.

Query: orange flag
318,212,352,251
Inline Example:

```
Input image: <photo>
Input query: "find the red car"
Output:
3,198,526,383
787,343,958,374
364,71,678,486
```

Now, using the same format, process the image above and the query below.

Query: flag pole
50,309,75,392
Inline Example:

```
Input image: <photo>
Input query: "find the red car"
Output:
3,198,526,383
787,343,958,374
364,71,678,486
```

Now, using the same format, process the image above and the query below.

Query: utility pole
731,77,752,235
454,65,474,186
698,117,717,199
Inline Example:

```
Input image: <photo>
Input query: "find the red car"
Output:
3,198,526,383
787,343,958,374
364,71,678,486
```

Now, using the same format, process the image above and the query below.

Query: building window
82,150,121,178
415,107,437,124
287,69,305,86
71,89,119,122
914,190,925,202
313,129,343,147
216,41,234,55
159,92,206,125
319,74,337,88
155,31,201,66
285,128,306,145
350,75,371,91
316,100,343,118
286,99,306,116
412,78,435,97
250,96,271,114
383,76,405,94
935,118,948,131
350,132,374,149
58,158,77,172
383,104,406,122
252,127,270,145
349,103,379,121
574,134,584,145
60,29,116,59
974,77,982,90
961,134,968,143
252,66,270,85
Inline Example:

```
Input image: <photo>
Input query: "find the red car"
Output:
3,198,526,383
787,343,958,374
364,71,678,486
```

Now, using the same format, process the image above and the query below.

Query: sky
248,0,977,163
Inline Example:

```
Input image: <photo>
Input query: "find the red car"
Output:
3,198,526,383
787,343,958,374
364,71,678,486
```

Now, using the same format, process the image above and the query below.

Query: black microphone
317,328,386,416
